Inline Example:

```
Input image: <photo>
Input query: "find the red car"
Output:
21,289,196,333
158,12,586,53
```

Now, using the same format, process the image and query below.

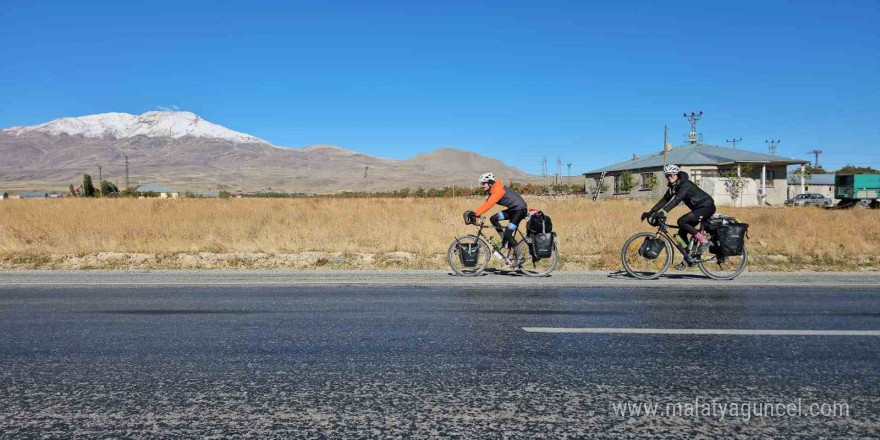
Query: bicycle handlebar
646,214,678,229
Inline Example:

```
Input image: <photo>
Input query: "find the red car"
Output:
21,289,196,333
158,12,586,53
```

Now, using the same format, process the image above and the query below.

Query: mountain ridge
0,111,539,193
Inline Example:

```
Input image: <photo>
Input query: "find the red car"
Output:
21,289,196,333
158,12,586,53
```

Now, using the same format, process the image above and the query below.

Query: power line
725,138,742,149
766,140,781,155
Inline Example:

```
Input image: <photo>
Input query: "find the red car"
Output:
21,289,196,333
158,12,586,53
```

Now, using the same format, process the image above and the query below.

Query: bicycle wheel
620,232,672,280
447,235,491,276
516,239,558,277
698,244,748,280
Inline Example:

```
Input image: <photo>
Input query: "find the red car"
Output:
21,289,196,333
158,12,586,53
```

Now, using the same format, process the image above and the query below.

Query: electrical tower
556,156,562,185
683,111,703,145
364,166,369,187
807,149,823,167
567,163,572,181
766,139,780,155
124,154,130,191
541,156,548,186
98,166,102,184
726,138,742,149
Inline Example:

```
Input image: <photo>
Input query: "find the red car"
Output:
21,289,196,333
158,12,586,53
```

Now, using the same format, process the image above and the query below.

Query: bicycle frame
462,219,527,262
651,219,720,264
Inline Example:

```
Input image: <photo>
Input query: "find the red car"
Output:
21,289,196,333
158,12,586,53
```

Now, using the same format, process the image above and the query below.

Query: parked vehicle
784,193,833,207
835,174,880,209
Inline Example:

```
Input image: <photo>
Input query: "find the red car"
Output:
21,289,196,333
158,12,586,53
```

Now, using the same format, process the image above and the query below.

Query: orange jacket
475,179,506,216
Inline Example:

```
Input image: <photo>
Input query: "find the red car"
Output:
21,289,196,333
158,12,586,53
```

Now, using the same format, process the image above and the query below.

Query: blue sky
1,0,878,174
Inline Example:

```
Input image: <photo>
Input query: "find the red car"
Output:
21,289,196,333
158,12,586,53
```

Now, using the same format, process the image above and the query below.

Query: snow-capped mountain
0,110,538,192
2,111,269,144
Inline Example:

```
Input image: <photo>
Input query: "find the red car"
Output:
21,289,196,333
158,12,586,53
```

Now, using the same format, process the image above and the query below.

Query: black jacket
651,171,714,213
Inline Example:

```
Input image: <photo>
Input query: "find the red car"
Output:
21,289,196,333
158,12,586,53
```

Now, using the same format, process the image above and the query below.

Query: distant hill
0,111,538,193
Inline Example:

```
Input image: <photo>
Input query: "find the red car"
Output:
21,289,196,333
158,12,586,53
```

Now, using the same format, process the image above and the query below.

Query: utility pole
766,139,780,155
683,111,703,145
97,165,103,196
364,166,369,188
807,149,823,168
663,125,669,167
726,138,742,149
124,154,130,191
567,163,572,183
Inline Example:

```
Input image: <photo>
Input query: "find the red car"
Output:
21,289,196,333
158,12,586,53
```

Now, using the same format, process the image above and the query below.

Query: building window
765,170,775,187
640,173,655,190
701,169,720,178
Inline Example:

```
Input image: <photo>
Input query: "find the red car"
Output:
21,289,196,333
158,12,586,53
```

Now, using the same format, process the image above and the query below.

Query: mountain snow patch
2,111,269,144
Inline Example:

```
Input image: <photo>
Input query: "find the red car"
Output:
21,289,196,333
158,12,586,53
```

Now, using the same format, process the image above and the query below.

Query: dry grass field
1,197,878,270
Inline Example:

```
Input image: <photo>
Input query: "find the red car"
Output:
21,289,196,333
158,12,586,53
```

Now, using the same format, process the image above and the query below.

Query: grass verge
1,198,877,270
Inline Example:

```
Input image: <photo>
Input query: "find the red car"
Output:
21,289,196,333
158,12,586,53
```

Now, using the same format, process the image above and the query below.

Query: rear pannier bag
717,223,748,257
457,242,480,267
527,211,553,234
532,232,555,259
638,236,665,260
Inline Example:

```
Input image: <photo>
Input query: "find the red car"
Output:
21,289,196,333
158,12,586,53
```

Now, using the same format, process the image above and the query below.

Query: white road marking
522,327,880,336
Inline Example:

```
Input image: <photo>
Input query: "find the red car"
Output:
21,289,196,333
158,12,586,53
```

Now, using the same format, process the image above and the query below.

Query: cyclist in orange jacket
463,173,528,250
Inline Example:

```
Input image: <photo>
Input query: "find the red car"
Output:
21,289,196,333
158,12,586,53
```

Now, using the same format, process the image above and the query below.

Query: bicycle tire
446,235,491,277
698,244,748,280
621,232,672,280
517,240,559,277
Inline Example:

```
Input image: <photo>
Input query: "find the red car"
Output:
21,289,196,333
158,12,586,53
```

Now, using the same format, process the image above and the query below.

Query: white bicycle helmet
478,172,496,184
663,164,680,175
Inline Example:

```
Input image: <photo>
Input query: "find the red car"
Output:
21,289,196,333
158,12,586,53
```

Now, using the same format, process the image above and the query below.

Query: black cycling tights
677,205,716,243
490,209,526,248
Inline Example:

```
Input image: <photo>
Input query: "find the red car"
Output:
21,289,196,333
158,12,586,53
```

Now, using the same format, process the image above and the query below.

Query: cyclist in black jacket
642,164,716,263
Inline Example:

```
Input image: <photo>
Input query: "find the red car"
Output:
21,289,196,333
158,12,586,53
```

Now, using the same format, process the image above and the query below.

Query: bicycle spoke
698,245,748,280
446,235,491,276
516,239,558,277
621,232,672,279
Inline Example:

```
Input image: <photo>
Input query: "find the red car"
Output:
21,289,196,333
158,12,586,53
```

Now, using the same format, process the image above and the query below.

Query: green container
835,174,880,200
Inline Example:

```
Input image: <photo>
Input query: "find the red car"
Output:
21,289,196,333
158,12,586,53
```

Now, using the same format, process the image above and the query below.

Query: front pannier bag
638,236,665,260
457,242,480,267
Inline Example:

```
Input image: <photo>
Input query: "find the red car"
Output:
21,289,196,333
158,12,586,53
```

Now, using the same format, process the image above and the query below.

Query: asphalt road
1,271,879,439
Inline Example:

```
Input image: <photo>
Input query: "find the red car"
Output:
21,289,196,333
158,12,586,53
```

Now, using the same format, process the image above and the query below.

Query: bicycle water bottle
489,237,505,260
489,236,502,250
673,234,687,250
